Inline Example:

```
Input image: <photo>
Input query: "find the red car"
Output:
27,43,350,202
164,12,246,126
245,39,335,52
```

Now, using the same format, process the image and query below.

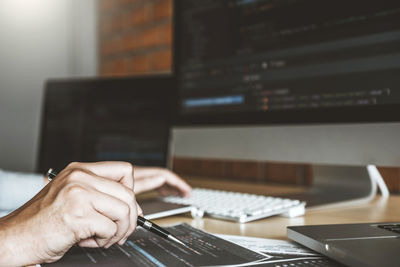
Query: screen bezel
172,1,400,126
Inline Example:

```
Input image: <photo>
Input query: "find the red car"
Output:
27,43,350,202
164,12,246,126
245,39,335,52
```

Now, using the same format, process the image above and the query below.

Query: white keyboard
163,188,306,223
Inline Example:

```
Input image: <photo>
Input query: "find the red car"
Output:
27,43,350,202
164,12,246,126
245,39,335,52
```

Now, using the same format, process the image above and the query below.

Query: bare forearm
0,216,33,266
0,197,50,266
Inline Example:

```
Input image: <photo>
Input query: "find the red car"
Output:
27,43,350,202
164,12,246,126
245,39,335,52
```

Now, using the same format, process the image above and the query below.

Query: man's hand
134,167,192,197
0,162,141,267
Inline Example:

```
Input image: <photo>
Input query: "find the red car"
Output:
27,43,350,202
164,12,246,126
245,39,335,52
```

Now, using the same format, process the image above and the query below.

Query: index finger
135,167,192,196
162,172,192,196
67,162,134,189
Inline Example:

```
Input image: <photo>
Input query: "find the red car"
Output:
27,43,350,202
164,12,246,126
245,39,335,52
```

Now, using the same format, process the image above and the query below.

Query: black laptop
288,222,400,267
37,76,191,219
37,76,176,172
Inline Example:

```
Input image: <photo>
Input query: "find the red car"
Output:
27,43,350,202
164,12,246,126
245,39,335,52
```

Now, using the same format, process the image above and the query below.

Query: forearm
0,171,48,265
0,215,35,266
0,189,61,267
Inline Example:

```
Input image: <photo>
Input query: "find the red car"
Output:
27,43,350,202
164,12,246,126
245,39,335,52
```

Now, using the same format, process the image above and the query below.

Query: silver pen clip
46,168,58,181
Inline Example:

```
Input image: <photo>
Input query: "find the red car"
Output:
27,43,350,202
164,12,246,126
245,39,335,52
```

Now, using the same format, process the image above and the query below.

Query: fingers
57,167,140,248
134,175,167,194
65,169,139,244
6,162,140,265
158,186,181,197
161,171,192,196
134,167,192,196
77,211,117,248
88,190,136,247
67,162,135,190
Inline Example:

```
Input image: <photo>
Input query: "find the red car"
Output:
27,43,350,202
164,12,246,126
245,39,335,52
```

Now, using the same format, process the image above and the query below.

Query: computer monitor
172,0,400,205
37,76,175,173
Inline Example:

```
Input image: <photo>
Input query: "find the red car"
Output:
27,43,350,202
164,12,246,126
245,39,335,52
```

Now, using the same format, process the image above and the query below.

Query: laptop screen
37,76,175,173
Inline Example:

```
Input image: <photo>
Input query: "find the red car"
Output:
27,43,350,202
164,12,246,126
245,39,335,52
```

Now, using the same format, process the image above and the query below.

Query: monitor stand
286,164,389,209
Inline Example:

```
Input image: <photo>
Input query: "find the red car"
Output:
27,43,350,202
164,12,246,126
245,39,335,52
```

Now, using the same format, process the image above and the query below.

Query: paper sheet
216,234,318,256
213,234,343,267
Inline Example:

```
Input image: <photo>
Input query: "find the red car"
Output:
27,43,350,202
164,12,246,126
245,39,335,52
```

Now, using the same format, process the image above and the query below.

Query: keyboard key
163,188,305,223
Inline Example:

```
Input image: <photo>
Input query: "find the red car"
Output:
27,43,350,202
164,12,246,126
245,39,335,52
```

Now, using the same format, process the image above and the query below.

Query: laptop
287,222,400,267
37,76,176,173
37,76,191,219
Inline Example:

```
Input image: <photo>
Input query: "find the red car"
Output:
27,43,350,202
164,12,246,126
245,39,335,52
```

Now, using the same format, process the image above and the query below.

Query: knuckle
67,168,86,182
122,162,134,174
126,189,136,202
66,161,80,169
159,168,172,178
63,184,86,200
161,168,170,174
57,185,89,223
154,167,164,173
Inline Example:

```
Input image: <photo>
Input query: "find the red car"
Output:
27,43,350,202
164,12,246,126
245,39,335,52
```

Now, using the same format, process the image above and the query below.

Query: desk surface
152,177,400,240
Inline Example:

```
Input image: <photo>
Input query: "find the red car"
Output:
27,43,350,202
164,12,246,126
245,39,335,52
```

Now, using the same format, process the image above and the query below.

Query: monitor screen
174,0,400,125
37,76,175,173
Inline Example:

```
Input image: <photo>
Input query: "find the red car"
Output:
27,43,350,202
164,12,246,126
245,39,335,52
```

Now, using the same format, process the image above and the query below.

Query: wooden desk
152,177,400,240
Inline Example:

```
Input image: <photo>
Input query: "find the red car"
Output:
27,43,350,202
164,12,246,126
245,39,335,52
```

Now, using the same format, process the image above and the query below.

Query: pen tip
168,235,189,248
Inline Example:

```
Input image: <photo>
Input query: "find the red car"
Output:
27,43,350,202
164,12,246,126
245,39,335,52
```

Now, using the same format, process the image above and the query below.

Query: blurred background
0,0,173,172
0,0,97,171
0,0,399,192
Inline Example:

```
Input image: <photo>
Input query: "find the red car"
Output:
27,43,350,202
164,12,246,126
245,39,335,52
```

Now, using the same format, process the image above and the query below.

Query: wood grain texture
173,157,313,186
378,167,400,193
173,157,400,193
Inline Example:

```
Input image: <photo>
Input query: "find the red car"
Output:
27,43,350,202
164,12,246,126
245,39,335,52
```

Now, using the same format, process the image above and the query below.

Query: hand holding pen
0,162,147,266
0,161,189,266
47,165,187,248
0,162,161,266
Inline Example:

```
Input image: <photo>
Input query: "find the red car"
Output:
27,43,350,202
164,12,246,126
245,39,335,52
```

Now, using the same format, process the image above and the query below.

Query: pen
46,168,188,248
